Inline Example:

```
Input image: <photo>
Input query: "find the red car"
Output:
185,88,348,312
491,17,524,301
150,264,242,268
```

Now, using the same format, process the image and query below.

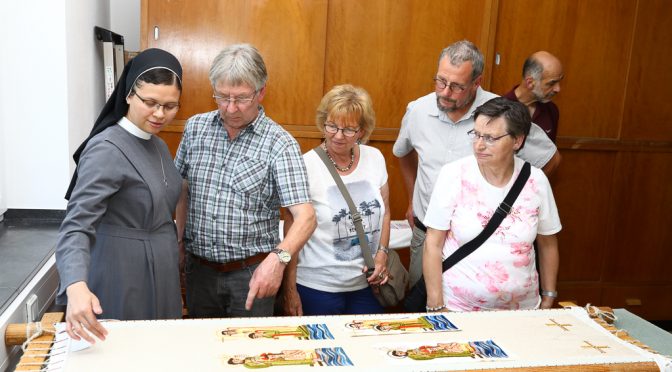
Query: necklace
323,143,355,172
152,141,168,188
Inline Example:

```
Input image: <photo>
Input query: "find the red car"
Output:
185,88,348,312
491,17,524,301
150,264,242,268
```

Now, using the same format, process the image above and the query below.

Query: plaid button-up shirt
175,107,310,263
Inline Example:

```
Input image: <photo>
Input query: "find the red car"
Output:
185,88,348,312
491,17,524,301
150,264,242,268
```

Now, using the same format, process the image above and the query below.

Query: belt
413,216,427,233
189,252,267,273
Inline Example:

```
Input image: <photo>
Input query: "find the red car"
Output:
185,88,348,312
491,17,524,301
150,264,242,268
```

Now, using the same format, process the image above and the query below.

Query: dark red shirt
503,85,559,143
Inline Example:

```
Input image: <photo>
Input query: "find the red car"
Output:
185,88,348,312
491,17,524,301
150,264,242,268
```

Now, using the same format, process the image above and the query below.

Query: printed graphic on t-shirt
326,181,381,261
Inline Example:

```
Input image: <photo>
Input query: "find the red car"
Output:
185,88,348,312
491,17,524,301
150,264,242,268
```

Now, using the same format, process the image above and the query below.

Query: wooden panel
143,0,328,125
491,0,637,139
551,150,616,281
158,124,184,158
601,285,672,320
324,0,491,130
621,0,672,141
604,151,672,282
294,137,323,154
145,0,672,322
556,282,602,307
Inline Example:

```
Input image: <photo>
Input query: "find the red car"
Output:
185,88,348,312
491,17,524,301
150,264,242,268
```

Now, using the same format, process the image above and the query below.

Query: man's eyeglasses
433,78,469,93
324,122,360,137
467,129,510,146
134,93,180,112
213,91,257,108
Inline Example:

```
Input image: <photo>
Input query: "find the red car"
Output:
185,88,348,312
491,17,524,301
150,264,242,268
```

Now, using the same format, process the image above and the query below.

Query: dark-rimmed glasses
324,122,360,137
433,78,469,93
467,129,510,146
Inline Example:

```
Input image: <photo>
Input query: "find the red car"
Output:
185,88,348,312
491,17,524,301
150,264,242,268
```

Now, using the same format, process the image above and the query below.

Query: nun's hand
65,281,108,343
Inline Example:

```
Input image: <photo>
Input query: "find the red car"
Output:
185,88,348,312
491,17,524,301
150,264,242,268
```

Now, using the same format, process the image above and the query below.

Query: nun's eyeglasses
134,93,180,113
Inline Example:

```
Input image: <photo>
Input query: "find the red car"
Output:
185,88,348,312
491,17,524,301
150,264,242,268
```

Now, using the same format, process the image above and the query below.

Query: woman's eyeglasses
134,93,180,113
467,129,510,146
324,122,360,137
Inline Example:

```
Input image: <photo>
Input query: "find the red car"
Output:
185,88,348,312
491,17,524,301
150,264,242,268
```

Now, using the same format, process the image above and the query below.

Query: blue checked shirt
174,107,310,263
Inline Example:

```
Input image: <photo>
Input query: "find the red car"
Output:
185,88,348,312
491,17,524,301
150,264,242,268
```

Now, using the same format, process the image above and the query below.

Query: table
15,307,672,372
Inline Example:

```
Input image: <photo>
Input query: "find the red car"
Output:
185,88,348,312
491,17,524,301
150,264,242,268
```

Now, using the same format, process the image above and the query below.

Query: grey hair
474,97,531,151
522,56,543,81
438,40,484,81
209,43,268,90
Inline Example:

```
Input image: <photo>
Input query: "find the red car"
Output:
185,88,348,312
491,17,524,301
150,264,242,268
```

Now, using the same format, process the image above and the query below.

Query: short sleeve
370,146,388,188
174,117,193,178
273,137,311,207
534,170,562,235
423,161,462,230
392,103,414,158
517,123,557,168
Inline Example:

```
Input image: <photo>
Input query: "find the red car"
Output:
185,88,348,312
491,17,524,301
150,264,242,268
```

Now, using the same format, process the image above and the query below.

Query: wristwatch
377,245,389,254
272,248,291,265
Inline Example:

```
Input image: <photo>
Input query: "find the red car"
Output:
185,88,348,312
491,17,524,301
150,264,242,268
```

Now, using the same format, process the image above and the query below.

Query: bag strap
314,146,377,270
440,161,531,273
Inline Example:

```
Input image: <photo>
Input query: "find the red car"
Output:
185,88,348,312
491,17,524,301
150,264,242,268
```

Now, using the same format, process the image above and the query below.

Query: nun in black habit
56,48,184,343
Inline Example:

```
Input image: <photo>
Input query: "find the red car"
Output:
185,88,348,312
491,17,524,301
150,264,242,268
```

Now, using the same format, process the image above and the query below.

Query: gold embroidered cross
581,340,610,354
545,318,573,331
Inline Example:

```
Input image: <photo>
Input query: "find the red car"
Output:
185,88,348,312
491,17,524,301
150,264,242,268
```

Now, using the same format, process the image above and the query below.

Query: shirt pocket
231,158,268,195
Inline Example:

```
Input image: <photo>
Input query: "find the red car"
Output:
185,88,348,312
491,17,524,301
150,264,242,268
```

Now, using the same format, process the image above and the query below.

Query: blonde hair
316,84,376,143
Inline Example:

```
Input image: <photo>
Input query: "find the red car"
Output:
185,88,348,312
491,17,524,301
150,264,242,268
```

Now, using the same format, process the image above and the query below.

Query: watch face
275,249,291,263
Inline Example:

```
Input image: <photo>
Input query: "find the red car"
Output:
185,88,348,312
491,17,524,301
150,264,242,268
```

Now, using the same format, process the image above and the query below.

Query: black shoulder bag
403,162,531,312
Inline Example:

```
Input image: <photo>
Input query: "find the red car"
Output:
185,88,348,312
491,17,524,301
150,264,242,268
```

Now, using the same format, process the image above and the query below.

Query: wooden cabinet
488,0,672,320
602,285,672,320
143,0,672,320
142,0,328,124
490,0,637,139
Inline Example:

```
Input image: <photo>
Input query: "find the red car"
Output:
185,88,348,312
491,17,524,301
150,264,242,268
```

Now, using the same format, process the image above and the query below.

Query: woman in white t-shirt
281,84,391,315
423,97,561,312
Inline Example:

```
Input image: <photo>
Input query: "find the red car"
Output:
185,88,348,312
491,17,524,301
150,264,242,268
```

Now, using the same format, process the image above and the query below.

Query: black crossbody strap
314,146,376,269
440,162,531,273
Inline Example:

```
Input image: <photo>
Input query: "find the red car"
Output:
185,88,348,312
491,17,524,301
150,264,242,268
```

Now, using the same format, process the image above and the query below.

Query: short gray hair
474,97,531,150
209,43,268,90
522,56,543,81
438,40,484,81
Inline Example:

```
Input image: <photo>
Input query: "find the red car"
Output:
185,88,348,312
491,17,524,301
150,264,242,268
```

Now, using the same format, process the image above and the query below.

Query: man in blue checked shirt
175,44,316,318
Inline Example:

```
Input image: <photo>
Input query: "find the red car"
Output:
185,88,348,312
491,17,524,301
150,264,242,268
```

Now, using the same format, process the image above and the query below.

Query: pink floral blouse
423,156,561,311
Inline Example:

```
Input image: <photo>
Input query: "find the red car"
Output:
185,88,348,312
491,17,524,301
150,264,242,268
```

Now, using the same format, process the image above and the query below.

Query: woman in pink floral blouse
423,97,561,312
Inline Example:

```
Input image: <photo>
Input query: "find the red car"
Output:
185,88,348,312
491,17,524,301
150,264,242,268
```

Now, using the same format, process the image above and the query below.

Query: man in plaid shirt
175,44,316,318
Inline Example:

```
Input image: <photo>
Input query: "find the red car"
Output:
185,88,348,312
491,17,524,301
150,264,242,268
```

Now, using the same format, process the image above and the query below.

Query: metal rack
94,26,125,100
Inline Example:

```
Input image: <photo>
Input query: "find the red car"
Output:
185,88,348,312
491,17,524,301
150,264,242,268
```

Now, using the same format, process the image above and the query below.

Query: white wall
65,0,111,179
0,1,70,210
110,0,141,52
0,0,140,211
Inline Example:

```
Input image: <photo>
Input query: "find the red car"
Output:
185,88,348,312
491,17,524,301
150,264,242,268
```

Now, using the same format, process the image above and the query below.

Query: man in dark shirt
503,51,564,142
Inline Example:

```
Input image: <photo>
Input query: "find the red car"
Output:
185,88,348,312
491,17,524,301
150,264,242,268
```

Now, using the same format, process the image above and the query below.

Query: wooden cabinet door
142,0,329,124
323,0,492,130
489,0,637,139
622,0,672,142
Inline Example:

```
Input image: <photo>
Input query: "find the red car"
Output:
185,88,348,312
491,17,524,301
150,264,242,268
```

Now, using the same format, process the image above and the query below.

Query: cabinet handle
625,298,642,306
154,26,159,40
495,53,501,65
